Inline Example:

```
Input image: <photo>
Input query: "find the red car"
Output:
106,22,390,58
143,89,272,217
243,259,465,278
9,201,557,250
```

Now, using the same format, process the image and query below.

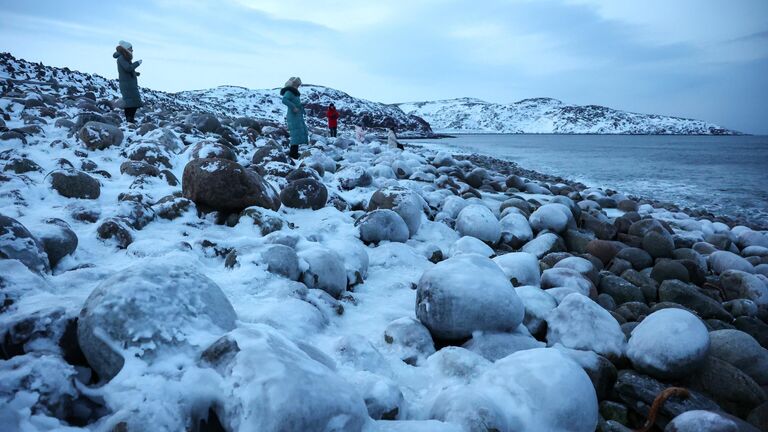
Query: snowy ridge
0,52,432,136
397,97,739,135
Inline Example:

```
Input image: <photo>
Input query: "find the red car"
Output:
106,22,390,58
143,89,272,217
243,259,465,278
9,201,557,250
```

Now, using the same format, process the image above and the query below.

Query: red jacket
327,107,339,128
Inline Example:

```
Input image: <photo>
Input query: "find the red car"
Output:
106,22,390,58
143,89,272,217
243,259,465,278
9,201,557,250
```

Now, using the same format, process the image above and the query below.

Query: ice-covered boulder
298,247,347,298
429,385,510,432
260,244,300,280
323,237,369,287
449,236,494,258
475,348,598,432
367,186,424,236
416,254,524,340
142,127,183,153
627,308,710,380
182,158,280,212
280,178,328,210
546,293,626,358
384,317,435,366
515,286,557,335
541,267,595,298
78,121,123,150
77,263,237,381
493,252,541,287
499,212,533,248
521,233,565,258
455,204,500,244
203,327,367,432
709,250,755,274
0,214,49,274
665,410,761,432
529,203,573,234
336,165,372,190
463,328,545,362
357,209,410,244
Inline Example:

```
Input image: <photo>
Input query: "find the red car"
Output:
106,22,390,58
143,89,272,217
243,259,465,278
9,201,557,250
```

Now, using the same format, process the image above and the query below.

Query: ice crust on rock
77,262,237,381
627,308,710,380
416,254,525,341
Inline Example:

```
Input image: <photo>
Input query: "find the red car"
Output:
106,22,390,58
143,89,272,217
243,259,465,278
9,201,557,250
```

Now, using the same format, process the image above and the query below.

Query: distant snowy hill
0,52,432,136
397,97,738,135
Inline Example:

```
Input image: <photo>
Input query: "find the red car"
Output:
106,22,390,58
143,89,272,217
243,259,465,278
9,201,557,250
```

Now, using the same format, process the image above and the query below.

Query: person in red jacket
326,103,339,137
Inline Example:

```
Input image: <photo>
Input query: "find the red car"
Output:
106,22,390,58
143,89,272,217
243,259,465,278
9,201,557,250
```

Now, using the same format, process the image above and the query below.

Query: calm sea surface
409,134,768,227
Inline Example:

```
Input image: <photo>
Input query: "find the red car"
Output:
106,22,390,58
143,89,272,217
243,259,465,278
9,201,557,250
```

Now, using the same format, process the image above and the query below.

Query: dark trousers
329,127,337,137
124,107,138,122
289,144,299,159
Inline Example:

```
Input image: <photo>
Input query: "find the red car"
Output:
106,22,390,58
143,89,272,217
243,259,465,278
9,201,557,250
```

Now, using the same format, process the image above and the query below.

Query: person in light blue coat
113,40,143,123
280,76,308,159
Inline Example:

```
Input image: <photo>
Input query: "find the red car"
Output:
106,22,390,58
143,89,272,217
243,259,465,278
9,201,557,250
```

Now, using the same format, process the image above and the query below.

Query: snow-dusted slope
0,52,432,136
397,97,738,135
180,85,432,136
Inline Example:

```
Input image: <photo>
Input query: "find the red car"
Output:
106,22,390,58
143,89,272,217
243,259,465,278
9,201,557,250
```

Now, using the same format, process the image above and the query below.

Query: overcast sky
1,0,767,133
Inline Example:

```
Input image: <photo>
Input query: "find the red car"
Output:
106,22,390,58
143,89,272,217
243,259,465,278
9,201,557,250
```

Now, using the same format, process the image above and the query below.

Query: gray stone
599,274,645,305
49,169,100,199
684,356,767,418
77,121,123,150
280,178,328,210
659,280,733,321
36,218,78,268
262,244,300,280
651,259,691,284
709,329,768,386
356,209,409,244
182,158,280,213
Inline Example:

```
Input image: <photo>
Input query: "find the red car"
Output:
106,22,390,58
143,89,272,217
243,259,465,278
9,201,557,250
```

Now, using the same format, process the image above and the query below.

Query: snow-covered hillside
0,52,432,137
397,97,739,135
180,85,433,136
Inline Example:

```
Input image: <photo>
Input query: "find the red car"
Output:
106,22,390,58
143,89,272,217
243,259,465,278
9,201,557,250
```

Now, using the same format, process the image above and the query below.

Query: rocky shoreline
448,151,768,232
2,55,768,431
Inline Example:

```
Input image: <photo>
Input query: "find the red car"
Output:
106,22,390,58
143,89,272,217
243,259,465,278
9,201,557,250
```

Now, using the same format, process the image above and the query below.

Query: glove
136,59,143,66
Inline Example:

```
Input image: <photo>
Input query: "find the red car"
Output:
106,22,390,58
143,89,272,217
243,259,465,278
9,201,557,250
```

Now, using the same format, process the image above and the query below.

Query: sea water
410,134,768,227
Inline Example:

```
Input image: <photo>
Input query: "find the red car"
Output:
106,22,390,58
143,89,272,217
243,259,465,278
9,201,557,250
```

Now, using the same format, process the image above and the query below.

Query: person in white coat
387,128,404,150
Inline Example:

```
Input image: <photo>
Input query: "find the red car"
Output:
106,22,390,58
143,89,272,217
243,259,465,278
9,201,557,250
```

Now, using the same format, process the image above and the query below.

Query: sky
1,0,767,133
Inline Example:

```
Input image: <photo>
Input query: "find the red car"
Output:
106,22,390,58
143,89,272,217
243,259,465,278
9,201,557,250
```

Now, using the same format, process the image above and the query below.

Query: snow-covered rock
627,308,710,380
77,263,237,381
204,327,368,432
455,205,501,244
416,254,524,340
493,252,541,287
546,293,626,358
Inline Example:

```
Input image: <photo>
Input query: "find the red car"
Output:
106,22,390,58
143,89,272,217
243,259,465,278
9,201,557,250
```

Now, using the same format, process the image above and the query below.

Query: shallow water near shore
409,134,768,228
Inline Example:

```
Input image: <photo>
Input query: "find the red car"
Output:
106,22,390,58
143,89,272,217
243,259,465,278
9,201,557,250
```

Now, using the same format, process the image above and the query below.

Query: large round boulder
710,251,755,274
0,214,50,273
475,348,598,432
529,203,573,234
203,327,368,432
189,141,236,161
185,112,221,133
627,308,709,380
280,178,328,210
298,247,347,298
546,293,626,359
77,263,237,381
709,329,768,386
367,186,424,236
78,121,123,150
416,254,524,341
35,218,78,268
455,204,501,245
357,209,409,244
182,158,280,212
